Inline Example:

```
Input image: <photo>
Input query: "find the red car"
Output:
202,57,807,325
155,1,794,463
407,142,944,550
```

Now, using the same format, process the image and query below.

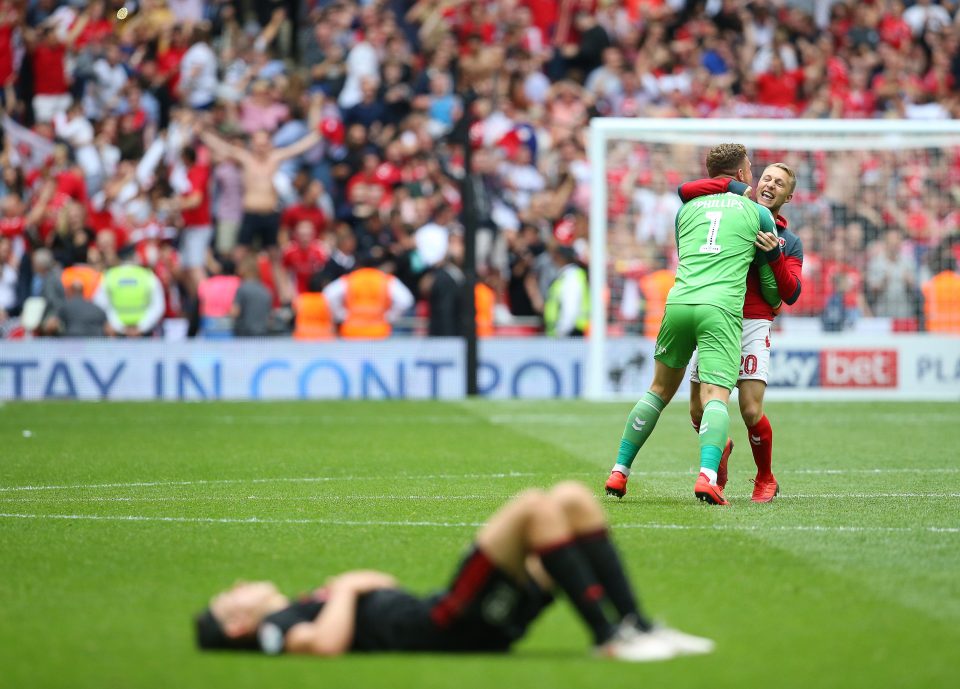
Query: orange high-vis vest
475,283,495,338
293,292,335,340
923,271,960,333
640,269,675,339
60,264,101,300
341,268,392,339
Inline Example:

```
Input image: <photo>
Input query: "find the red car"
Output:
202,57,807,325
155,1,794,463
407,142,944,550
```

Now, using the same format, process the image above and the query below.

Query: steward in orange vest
293,292,335,340
322,263,415,340
923,251,960,333
639,268,675,339
475,281,496,338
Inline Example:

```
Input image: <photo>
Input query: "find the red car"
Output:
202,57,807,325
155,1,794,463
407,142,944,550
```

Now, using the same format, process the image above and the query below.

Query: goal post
586,118,960,400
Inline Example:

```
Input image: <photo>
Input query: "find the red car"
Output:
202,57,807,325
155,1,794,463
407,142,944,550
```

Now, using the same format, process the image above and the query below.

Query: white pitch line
1,492,958,504
0,472,541,493
637,468,960,476
0,512,957,534
4,467,959,494
625,468,960,477
616,523,960,534
0,513,483,527
0,495,508,504
781,468,960,475
777,493,960,499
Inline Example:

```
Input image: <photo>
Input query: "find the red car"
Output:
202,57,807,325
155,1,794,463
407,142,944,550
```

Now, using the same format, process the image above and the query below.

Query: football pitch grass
1,400,958,689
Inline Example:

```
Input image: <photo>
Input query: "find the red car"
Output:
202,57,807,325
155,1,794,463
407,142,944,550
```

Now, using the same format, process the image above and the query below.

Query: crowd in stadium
1,0,959,339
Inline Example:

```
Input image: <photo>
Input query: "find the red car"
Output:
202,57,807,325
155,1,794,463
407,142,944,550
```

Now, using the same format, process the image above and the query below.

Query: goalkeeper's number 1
699,211,722,254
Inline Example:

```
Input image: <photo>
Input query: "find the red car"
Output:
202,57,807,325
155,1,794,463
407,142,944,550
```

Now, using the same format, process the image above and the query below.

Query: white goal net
585,119,960,400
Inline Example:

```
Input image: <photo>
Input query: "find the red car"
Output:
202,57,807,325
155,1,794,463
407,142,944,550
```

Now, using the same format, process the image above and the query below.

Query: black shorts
238,211,280,249
427,546,555,652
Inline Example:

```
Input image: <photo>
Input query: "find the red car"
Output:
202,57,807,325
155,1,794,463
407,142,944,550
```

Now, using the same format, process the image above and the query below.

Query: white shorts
32,94,73,123
180,225,213,268
690,318,772,385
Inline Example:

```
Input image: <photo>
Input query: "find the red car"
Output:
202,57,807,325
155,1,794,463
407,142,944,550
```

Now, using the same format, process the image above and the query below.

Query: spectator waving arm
199,126,250,164
270,94,324,164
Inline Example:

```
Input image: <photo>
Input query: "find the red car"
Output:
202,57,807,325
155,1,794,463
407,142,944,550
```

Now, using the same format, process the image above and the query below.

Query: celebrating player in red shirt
678,163,804,502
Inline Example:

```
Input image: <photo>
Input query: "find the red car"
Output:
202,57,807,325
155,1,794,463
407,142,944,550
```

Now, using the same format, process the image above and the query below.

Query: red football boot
751,476,780,503
694,472,730,506
605,471,629,499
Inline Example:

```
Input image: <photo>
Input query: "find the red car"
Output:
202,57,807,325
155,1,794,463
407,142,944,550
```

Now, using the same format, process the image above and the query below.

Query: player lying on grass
196,481,713,661
677,164,804,503
605,144,783,506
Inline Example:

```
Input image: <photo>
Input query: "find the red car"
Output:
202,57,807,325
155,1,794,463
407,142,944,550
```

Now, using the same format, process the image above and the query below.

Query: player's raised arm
677,178,751,202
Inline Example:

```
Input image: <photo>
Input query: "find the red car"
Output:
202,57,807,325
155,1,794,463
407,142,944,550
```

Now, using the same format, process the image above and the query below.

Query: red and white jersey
743,215,804,321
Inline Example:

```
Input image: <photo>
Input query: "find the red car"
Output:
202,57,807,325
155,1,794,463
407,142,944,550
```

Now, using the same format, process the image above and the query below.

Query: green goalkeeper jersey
667,192,778,316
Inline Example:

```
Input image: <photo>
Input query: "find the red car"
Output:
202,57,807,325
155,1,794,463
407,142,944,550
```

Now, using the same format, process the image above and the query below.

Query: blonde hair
705,143,748,177
766,162,797,194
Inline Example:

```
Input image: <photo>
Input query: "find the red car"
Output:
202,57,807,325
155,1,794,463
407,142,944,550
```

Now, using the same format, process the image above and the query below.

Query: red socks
748,414,774,481
697,413,775,481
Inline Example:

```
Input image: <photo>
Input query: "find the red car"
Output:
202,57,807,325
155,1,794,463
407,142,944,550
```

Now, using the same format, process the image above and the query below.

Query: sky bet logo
768,351,820,388
820,350,898,388
768,350,898,389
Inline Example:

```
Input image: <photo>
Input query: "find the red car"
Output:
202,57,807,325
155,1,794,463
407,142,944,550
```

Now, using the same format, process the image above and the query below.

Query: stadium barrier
1,335,957,401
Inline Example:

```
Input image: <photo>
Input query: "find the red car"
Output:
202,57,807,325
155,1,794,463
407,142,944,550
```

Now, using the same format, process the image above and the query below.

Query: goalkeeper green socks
698,399,730,484
612,391,666,473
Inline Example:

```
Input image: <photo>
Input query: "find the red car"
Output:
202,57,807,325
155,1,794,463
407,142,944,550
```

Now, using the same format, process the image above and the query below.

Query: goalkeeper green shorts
654,304,742,390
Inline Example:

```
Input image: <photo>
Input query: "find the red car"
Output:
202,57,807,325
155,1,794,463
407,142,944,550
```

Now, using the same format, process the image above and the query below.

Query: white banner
2,115,55,172
598,334,960,402
0,339,464,401
0,335,957,401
